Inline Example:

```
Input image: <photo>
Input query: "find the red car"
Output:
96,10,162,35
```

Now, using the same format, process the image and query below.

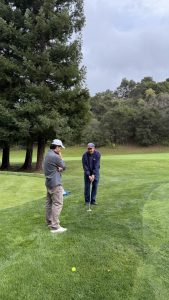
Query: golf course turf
0,148,169,299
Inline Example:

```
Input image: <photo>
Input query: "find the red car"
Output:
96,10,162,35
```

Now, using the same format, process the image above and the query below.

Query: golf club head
87,207,92,212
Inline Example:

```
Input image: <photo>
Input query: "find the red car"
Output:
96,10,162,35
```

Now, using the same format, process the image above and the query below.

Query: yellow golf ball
72,267,76,272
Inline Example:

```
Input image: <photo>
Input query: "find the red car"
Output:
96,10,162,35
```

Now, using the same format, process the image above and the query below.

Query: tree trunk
20,141,34,171
1,142,10,170
36,136,46,171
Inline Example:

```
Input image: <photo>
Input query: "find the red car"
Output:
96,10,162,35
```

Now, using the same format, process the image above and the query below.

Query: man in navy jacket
82,143,101,205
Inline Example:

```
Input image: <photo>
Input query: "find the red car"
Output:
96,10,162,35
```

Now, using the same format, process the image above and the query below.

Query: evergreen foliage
0,0,89,169
85,77,169,147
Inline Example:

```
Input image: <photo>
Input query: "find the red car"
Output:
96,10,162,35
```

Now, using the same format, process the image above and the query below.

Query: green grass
1,149,169,299
1,144,169,164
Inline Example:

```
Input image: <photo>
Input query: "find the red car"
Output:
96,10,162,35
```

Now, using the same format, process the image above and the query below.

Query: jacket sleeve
55,155,66,170
92,152,101,175
82,154,90,176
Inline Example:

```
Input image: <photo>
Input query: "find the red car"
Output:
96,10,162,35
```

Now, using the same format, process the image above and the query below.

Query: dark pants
84,175,99,204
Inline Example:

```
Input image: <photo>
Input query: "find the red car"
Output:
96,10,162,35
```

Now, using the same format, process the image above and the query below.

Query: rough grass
0,150,169,299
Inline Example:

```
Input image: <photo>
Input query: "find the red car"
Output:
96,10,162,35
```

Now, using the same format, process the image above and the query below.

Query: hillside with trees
81,77,169,147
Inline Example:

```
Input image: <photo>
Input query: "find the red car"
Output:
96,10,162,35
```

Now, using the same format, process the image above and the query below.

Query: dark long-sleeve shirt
82,150,101,180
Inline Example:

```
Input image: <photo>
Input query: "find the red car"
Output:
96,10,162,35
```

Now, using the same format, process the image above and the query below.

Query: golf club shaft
87,181,92,211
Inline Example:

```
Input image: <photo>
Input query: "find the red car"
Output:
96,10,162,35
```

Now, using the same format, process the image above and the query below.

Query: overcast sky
82,0,169,95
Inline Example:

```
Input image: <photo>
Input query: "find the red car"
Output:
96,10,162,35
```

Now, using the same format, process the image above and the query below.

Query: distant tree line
81,77,169,147
0,0,89,170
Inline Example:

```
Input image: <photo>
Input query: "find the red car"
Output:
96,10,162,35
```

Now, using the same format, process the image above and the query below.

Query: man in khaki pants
44,139,67,233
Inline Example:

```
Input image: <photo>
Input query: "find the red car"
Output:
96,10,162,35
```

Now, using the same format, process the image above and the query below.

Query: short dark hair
50,144,57,150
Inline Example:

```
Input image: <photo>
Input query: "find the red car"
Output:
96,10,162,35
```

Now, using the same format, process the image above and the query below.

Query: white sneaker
50,226,67,233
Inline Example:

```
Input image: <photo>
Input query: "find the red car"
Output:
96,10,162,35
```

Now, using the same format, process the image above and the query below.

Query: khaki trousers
45,185,63,229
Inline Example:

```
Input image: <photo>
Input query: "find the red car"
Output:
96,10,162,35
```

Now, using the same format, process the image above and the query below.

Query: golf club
87,181,92,212
87,202,92,212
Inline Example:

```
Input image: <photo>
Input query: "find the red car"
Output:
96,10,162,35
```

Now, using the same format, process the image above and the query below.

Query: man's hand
58,153,63,160
57,167,63,172
89,175,95,182
89,176,92,182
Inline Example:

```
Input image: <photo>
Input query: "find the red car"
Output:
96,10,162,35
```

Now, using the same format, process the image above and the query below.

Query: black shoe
47,221,52,227
91,202,97,205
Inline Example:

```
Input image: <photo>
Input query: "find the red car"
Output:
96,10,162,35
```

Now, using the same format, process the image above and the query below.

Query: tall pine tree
0,3,26,169
0,0,89,170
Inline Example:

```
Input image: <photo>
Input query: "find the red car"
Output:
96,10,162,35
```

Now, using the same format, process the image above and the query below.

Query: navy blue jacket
82,150,101,180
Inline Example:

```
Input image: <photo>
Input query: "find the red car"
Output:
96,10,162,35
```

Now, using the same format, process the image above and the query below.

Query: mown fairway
0,149,169,300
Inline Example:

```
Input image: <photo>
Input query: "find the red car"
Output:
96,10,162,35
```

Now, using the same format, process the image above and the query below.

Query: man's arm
82,154,90,176
92,152,101,176
55,154,66,171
